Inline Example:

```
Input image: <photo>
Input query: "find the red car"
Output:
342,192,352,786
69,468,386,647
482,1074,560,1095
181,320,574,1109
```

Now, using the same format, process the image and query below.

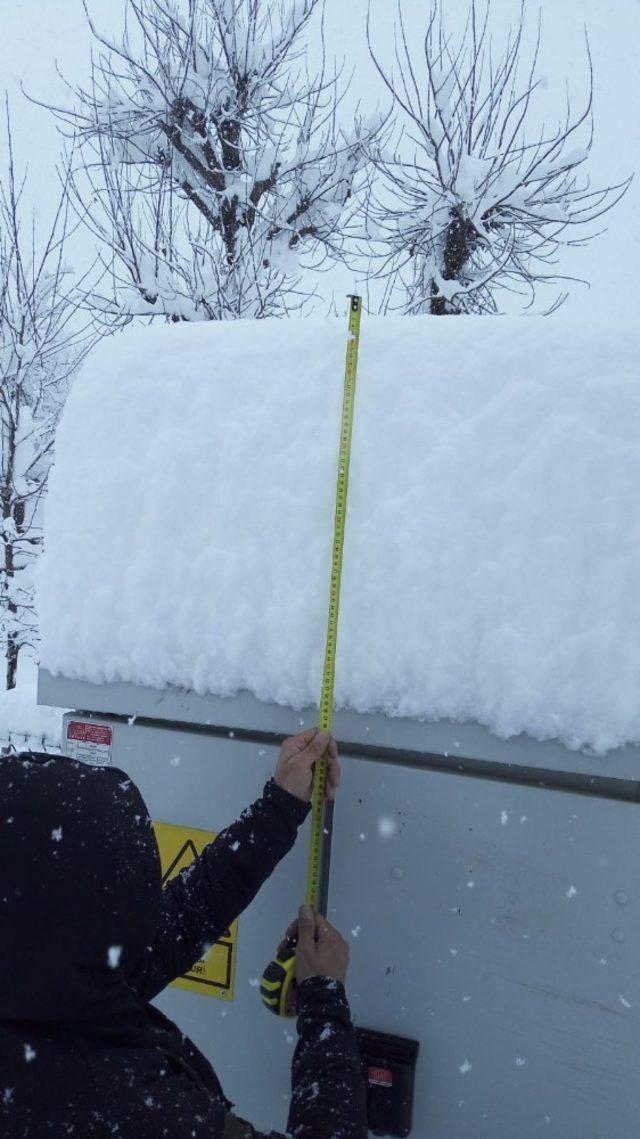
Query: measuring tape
260,295,363,1017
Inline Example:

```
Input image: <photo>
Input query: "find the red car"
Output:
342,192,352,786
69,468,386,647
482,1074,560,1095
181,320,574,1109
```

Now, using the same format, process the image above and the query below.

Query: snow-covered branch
44,0,377,321
0,109,98,688
365,0,631,315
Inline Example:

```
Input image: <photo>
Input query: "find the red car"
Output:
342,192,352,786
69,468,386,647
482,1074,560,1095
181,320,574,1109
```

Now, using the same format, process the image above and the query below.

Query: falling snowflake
377,816,396,839
107,946,122,969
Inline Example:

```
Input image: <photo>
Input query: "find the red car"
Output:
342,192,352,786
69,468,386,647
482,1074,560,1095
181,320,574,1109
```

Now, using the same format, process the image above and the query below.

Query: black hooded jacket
0,751,367,1138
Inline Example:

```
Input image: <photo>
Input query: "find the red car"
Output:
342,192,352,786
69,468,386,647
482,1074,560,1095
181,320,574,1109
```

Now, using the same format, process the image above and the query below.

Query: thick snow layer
38,314,640,753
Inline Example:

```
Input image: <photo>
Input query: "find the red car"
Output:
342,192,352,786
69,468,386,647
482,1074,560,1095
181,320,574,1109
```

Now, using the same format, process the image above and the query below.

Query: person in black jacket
0,729,368,1138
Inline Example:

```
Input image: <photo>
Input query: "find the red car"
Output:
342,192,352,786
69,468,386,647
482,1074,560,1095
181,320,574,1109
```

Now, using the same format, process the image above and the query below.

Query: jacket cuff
297,975,351,1014
263,777,312,827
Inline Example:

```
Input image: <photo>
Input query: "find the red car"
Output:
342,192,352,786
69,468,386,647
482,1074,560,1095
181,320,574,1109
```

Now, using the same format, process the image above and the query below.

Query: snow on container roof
38,313,640,754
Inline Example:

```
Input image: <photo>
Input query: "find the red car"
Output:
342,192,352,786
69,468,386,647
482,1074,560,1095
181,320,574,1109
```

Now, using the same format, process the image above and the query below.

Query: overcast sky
1,0,638,318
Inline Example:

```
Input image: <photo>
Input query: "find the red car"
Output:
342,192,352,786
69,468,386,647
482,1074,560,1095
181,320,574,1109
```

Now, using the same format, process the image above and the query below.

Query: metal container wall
38,670,640,1138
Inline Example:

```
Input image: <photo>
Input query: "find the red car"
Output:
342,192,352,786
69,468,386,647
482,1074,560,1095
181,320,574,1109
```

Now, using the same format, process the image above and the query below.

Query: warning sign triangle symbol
162,838,200,884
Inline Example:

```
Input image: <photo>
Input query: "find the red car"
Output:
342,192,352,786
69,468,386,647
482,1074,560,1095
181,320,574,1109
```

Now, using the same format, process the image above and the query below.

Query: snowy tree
48,0,376,321
365,1,630,315
0,118,95,689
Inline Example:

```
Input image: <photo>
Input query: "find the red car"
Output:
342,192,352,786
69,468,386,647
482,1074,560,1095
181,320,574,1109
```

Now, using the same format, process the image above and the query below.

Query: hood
0,751,162,1025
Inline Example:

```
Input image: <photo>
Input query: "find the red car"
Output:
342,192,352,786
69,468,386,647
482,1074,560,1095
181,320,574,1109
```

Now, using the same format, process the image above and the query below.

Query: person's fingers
304,731,330,759
316,919,341,949
284,730,334,761
278,732,338,801
277,918,299,955
288,731,330,776
287,728,319,753
298,903,317,945
321,739,340,800
278,730,315,762
325,746,341,799
317,916,346,948
284,918,298,943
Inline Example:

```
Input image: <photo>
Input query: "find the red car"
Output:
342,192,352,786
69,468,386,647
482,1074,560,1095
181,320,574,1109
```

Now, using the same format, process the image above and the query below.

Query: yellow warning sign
153,821,237,1001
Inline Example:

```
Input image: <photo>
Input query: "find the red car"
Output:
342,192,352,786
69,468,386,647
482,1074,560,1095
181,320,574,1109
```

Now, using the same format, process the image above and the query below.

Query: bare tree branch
364,0,631,315
0,106,100,688
33,0,381,322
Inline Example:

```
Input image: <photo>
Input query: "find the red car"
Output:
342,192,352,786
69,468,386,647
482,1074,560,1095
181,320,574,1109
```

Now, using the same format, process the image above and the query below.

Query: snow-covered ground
38,312,640,753
0,662,63,754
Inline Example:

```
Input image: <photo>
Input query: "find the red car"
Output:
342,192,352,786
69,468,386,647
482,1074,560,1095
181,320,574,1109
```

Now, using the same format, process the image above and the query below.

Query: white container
39,668,640,1138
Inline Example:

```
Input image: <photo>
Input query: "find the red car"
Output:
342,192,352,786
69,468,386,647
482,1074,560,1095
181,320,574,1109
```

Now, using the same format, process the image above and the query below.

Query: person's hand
274,728,340,803
293,904,349,986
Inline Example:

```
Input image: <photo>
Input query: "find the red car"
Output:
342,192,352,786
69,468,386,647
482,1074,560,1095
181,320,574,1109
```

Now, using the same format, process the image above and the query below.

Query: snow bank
38,313,640,753
0,666,63,753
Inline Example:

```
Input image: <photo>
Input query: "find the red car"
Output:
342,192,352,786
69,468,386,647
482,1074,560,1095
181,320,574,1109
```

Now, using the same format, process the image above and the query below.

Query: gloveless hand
292,905,350,986
274,728,341,803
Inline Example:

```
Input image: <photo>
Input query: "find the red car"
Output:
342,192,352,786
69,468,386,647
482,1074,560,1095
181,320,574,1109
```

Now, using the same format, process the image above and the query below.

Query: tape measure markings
261,295,363,1016
306,295,363,912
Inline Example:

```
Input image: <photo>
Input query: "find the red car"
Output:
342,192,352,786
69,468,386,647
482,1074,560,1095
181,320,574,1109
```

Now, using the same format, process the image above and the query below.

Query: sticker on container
66,720,113,766
153,821,237,1002
368,1066,393,1087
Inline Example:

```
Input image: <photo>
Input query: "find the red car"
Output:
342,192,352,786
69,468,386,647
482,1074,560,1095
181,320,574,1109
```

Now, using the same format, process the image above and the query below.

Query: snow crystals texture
37,313,640,753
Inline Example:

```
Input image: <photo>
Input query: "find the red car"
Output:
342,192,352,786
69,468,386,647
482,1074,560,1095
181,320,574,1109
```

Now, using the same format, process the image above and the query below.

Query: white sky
0,0,638,317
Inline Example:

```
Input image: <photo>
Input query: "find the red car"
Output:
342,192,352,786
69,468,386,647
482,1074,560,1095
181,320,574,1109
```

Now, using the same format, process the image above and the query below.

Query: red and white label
66,720,113,766
368,1066,393,1088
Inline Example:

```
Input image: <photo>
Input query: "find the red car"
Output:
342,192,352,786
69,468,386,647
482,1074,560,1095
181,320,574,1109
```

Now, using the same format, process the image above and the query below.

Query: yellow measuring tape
261,295,363,1016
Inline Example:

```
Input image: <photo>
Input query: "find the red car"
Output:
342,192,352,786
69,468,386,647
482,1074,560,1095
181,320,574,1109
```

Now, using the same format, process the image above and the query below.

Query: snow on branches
0,113,96,688
51,0,376,321
366,1,630,315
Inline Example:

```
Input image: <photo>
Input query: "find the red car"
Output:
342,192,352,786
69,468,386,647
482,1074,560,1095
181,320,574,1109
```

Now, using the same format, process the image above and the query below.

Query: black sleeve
285,976,368,1139
130,779,310,1001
